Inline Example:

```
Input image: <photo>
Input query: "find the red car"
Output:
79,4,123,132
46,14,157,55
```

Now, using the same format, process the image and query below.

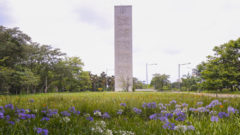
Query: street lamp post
146,63,157,87
178,62,191,90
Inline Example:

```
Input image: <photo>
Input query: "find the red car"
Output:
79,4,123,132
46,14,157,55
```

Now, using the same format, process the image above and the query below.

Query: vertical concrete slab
114,6,133,91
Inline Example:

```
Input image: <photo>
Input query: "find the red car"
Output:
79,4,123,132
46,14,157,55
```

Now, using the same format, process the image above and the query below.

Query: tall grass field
0,92,239,135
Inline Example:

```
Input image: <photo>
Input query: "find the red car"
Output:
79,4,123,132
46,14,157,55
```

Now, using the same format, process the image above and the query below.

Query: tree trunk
33,86,36,93
219,88,222,92
44,76,48,93
27,86,29,94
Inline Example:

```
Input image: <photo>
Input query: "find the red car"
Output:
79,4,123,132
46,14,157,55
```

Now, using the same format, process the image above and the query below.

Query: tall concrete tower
114,6,133,91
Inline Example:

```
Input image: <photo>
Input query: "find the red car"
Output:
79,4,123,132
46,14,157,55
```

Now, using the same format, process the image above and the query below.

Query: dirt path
135,89,157,92
173,91,240,98
134,89,240,98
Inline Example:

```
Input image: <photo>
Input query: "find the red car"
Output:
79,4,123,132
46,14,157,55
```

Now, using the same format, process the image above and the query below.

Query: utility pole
106,68,108,90
146,63,148,86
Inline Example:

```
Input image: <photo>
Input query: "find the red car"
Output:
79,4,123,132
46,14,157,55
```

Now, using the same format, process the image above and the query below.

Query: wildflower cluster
0,99,239,134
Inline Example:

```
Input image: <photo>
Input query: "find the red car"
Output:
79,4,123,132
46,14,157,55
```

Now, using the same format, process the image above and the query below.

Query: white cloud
2,0,240,82
0,0,14,25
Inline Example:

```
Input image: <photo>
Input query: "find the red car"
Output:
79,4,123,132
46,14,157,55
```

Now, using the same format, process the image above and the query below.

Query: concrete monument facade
114,6,133,91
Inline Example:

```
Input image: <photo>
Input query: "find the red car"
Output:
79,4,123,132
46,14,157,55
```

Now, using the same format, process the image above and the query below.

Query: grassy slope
0,92,240,135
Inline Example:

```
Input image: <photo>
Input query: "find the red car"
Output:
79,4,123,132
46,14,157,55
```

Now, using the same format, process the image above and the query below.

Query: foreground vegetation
0,92,239,135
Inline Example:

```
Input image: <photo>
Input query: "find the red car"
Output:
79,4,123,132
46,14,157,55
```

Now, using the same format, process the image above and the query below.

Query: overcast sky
1,0,240,82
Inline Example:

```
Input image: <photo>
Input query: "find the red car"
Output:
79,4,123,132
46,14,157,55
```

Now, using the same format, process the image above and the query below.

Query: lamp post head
149,63,157,66
180,62,191,65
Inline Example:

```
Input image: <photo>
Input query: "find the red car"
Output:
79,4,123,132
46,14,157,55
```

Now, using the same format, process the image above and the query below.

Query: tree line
1,26,239,93
0,26,117,94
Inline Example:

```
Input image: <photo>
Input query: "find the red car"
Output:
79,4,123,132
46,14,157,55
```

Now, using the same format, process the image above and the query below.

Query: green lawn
0,92,240,135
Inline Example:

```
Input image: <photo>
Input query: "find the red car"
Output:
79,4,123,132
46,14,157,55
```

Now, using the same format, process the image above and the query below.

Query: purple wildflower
47,109,58,117
211,116,219,122
41,110,47,114
158,103,166,110
161,110,167,113
173,108,182,114
170,100,177,104
42,129,48,135
35,128,48,135
163,122,175,130
149,114,157,120
0,106,5,113
76,111,80,115
27,114,36,119
182,103,188,107
5,115,10,120
18,113,26,120
36,128,42,134
175,105,181,108
102,112,111,119
18,113,35,119
86,116,94,121
197,102,203,105
149,113,170,122
223,100,228,103
142,103,147,108
165,104,171,106
0,112,4,119
158,116,168,122
5,104,14,110
61,111,71,117
29,99,34,103
189,108,197,112
165,113,173,118
175,112,186,121
210,111,217,115
187,125,195,130
147,102,157,109
197,107,209,112
8,121,15,125
218,112,229,118
117,109,123,115
133,107,142,114
41,117,50,121
227,106,238,114
94,110,101,113
120,103,126,107
206,100,222,109
69,107,76,113
16,109,26,114
68,107,80,115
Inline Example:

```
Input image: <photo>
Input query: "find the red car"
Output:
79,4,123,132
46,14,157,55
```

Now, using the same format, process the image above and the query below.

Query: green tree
106,75,114,91
197,38,240,91
133,77,144,90
181,73,200,91
18,68,40,94
0,25,92,94
150,74,170,91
